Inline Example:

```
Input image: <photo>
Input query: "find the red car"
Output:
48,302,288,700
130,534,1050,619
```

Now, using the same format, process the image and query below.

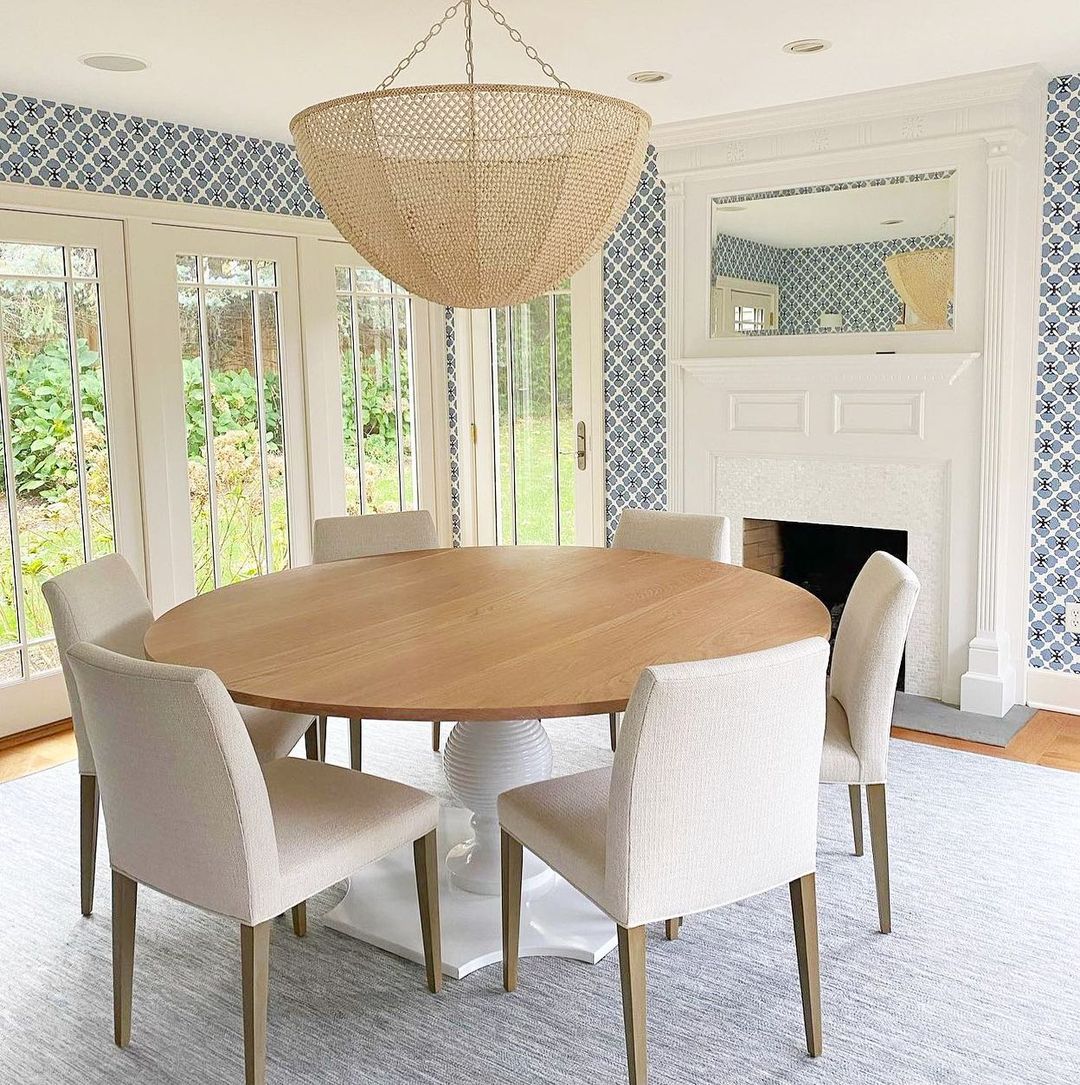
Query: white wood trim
570,253,605,546
1025,667,1080,716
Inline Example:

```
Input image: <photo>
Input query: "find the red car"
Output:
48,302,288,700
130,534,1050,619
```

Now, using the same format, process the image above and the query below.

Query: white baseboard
1025,666,1080,716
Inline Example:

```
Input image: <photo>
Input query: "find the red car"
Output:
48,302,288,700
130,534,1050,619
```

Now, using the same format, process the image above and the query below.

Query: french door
465,255,604,546
0,211,142,735
136,226,311,603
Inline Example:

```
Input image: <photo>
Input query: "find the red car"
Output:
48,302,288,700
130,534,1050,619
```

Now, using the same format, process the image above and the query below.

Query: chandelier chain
376,0,569,92
475,0,570,89
377,3,465,92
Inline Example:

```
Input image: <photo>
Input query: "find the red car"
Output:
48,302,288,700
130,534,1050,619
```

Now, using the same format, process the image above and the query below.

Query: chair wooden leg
80,773,99,917
617,924,648,1085
303,723,319,761
848,784,864,857
431,721,442,751
291,901,307,938
789,872,822,1058
112,871,137,1048
317,716,328,761
349,718,363,772
501,830,523,992
866,783,892,934
412,830,442,994
664,917,681,941
241,921,271,1085
609,712,618,752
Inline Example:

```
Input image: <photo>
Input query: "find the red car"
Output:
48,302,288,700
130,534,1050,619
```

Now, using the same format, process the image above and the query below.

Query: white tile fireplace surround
674,353,982,704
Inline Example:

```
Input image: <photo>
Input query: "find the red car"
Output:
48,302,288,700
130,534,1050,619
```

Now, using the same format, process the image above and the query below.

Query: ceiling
3,1,1077,143
713,177,956,248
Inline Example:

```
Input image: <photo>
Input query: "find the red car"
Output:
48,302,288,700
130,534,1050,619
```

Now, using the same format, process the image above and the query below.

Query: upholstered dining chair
499,637,831,1084
311,509,442,767
42,554,317,919
821,550,920,935
66,643,441,1085
608,508,732,750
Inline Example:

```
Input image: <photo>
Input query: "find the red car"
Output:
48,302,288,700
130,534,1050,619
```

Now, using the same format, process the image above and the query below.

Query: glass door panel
336,266,419,515
175,253,290,592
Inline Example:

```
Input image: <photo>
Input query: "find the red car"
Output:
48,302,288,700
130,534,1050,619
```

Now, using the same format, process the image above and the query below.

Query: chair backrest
312,510,438,564
612,508,731,563
605,637,829,927
41,553,154,775
65,643,280,925
829,551,920,781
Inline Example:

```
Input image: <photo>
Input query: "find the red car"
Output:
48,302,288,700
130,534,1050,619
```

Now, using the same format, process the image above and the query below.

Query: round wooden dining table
146,545,830,978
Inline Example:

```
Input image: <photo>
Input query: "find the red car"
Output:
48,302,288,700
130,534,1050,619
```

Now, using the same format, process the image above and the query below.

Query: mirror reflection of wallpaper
712,231,954,335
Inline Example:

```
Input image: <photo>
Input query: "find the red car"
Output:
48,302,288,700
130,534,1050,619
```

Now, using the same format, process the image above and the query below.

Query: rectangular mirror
709,171,956,338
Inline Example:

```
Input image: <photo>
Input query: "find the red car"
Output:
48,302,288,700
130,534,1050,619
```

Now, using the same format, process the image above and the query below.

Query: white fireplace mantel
655,67,1045,715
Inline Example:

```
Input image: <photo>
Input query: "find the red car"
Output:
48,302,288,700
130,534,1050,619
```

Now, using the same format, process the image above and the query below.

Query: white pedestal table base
322,805,618,980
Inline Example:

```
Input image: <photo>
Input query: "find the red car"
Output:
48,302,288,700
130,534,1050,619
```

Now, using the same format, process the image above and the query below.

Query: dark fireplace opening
743,519,909,689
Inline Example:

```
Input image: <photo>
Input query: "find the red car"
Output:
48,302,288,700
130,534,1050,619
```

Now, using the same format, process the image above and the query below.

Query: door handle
576,421,587,471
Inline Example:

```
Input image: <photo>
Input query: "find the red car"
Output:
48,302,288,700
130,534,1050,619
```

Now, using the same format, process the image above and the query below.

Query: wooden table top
145,546,831,721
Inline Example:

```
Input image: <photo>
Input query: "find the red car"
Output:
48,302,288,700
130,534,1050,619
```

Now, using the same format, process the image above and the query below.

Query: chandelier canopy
290,1,651,309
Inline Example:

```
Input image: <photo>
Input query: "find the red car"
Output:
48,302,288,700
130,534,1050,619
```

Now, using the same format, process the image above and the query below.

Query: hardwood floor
1,711,1079,785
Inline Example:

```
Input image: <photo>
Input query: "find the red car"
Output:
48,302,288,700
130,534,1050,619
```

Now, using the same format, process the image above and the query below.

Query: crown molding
649,64,1047,152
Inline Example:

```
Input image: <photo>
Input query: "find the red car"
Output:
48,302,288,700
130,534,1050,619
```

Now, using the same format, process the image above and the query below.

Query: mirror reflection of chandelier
291,0,651,308
885,247,956,330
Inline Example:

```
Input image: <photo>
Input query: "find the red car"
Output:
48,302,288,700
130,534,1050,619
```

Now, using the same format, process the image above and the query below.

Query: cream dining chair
311,509,442,767
820,550,920,934
42,553,317,918
65,642,442,1085
499,637,831,1085
608,508,732,750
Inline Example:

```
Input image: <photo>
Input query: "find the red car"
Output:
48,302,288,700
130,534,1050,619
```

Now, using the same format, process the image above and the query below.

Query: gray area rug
1,716,1078,1084
892,692,1036,747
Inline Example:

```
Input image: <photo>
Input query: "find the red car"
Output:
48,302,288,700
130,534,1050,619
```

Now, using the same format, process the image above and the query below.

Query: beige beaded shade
885,247,955,331
290,2,651,308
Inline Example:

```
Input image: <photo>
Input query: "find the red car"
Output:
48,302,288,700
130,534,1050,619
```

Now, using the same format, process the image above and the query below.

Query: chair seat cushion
819,695,865,784
264,758,439,912
238,705,315,764
498,768,610,912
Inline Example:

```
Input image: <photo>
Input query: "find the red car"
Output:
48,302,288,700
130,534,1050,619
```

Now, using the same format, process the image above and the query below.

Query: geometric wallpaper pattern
0,90,321,216
601,148,667,542
713,229,955,335
1030,73,1080,673
444,309,462,546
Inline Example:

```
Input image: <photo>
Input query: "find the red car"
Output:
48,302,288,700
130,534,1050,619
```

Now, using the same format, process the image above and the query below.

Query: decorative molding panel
833,392,925,437
729,391,808,434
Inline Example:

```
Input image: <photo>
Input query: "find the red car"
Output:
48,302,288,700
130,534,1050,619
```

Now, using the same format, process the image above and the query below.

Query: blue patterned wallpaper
713,230,954,335
602,149,667,541
1030,74,1080,674
0,91,320,215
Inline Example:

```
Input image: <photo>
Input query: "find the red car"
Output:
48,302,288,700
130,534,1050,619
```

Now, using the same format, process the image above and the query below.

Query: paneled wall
1030,73,1080,676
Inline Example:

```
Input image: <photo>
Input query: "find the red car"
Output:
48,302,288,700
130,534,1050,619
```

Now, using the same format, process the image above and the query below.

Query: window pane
176,255,197,283
0,279,86,649
0,242,64,277
257,290,288,571
357,295,399,513
203,257,252,286
335,266,351,293
29,639,60,675
554,292,575,544
492,308,514,544
73,282,115,557
354,266,392,294
510,296,556,545
205,287,265,585
0,417,18,651
395,297,416,510
0,647,22,683
338,296,361,516
256,261,276,288
179,287,214,593
70,247,97,278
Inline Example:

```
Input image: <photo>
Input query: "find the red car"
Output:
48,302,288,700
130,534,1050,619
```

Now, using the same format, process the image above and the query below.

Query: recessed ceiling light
80,53,149,73
628,71,671,84
881,218,905,226
782,39,831,55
